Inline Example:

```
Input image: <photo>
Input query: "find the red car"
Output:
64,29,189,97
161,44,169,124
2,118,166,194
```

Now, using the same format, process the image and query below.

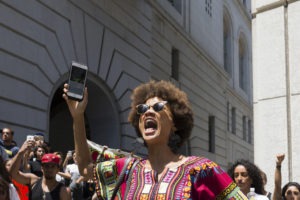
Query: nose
236,175,243,182
144,107,156,115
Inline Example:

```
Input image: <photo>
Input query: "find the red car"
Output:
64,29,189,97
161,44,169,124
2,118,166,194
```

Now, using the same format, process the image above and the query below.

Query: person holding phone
7,140,71,200
63,80,247,199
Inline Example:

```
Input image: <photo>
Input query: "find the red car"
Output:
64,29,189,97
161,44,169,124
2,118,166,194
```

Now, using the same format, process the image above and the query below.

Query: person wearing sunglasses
63,80,247,199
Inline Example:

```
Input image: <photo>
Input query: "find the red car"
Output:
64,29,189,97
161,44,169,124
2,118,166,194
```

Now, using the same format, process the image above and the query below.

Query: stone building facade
252,0,300,190
0,0,252,169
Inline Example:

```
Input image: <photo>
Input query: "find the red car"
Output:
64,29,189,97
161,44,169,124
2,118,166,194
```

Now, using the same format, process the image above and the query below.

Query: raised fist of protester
276,153,285,166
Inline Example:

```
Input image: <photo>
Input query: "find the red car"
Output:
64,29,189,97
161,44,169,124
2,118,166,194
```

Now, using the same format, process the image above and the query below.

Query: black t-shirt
29,160,43,177
31,178,63,200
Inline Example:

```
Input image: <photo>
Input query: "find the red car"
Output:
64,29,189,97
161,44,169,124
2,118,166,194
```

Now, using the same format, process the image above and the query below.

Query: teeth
145,118,157,129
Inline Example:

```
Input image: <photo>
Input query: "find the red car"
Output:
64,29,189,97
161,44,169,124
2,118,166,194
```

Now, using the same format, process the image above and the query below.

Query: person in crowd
27,133,50,159
272,153,300,200
281,182,300,200
7,140,71,200
0,155,20,200
25,145,47,177
228,159,269,199
1,127,19,158
59,151,84,200
63,80,247,199
59,151,94,200
34,132,45,147
261,170,272,199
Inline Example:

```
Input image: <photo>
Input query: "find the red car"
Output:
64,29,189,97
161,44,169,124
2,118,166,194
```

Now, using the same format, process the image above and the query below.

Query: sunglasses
136,101,167,114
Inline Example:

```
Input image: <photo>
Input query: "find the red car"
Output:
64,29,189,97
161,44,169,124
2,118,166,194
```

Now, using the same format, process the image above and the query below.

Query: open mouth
144,118,157,134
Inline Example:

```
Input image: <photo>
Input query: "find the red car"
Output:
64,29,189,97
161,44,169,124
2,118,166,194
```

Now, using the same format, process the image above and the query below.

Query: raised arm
63,84,93,179
62,151,72,171
272,153,285,200
6,140,38,185
21,150,31,173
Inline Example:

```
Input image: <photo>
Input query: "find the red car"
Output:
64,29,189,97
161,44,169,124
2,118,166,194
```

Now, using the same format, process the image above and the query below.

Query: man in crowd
1,127,19,158
7,140,71,200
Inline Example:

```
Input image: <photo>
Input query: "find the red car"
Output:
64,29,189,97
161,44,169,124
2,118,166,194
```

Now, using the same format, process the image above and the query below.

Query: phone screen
70,66,86,84
26,135,34,141
67,62,88,100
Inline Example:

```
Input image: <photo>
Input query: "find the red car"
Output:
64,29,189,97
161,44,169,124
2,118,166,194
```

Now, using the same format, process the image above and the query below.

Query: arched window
238,35,248,93
223,9,233,77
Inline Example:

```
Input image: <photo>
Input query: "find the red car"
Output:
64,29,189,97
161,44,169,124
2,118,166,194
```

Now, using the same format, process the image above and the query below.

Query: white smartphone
67,150,73,157
26,135,34,141
67,61,88,101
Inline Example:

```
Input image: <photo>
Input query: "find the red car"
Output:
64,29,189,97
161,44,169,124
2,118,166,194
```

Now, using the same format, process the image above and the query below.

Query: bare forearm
22,154,31,172
273,166,282,200
6,151,32,185
7,151,24,176
62,156,70,171
73,115,92,176
58,171,71,180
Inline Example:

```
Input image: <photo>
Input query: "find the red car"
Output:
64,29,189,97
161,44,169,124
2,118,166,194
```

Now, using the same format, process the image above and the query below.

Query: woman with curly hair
63,80,247,199
228,159,268,199
281,182,300,200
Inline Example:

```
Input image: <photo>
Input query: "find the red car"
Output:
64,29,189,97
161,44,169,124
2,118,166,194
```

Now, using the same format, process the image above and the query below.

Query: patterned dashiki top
94,156,247,200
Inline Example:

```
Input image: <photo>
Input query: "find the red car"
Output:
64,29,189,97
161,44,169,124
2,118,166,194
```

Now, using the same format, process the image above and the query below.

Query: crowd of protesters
1,131,299,200
0,80,299,200
0,129,94,200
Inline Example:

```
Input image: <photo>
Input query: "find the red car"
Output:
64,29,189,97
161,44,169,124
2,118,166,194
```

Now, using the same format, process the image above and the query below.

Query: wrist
276,164,281,169
73,115,85,122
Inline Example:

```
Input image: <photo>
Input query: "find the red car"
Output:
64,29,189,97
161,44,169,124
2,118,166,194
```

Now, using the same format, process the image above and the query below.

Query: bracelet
276,165,281,169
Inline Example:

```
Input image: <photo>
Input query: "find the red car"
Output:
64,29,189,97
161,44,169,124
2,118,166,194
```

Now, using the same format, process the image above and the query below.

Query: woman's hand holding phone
66,61,88,101
63,83,88,119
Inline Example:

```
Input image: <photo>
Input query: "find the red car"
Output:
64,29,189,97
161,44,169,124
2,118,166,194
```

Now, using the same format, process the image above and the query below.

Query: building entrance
49,79,120,153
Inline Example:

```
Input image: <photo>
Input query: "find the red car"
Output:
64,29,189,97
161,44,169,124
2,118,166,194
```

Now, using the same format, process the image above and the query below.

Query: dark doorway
49,79,120,153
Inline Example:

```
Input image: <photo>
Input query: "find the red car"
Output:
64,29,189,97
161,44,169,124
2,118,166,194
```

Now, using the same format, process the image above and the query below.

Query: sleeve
93,158,127,200
0,146,9,161
191,159,248,200
11,146,19,157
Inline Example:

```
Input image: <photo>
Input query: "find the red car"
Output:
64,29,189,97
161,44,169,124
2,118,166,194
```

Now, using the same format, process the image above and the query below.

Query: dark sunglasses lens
153,102,165,112
137,104,149,114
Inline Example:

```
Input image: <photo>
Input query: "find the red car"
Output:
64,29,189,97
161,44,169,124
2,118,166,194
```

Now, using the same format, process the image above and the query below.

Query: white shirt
9,183,20,200
65,163,79,177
